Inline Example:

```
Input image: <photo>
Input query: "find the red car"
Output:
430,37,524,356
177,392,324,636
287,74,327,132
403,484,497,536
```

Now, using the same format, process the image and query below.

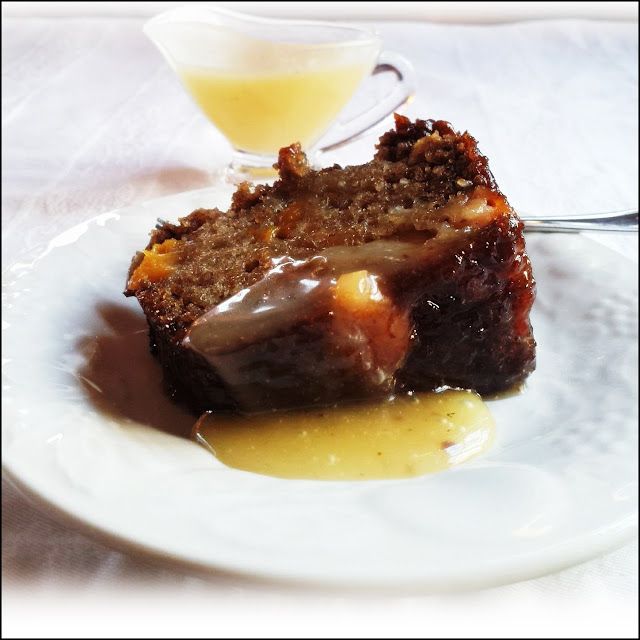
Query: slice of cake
125,115,536,413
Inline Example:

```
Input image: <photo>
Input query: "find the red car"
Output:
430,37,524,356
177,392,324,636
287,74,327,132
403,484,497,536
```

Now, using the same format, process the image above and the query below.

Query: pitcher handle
317,52,416,154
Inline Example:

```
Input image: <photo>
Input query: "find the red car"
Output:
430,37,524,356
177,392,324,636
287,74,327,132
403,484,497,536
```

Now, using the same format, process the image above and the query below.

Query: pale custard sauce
193,389,494,480
178,62,371,154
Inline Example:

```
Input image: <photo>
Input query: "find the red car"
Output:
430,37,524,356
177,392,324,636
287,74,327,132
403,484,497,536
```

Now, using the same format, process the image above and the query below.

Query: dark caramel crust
375,117,498,191
125,115,536,413
394,218,535,394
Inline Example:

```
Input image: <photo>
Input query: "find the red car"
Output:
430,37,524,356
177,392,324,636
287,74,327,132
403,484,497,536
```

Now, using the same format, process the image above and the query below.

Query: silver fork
520,209,638,232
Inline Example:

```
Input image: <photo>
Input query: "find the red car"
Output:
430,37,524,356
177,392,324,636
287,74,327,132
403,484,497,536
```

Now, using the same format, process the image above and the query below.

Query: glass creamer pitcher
144,6,415,179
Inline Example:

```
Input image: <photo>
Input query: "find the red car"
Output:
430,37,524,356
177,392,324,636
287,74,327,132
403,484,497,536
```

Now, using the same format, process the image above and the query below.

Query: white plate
2,186,638,589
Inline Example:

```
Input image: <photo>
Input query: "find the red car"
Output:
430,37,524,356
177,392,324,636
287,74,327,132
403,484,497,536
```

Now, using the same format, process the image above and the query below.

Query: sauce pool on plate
192,389,494,480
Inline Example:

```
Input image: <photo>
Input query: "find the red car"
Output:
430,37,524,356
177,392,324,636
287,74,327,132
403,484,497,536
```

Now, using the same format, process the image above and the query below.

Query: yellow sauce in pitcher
178,61,371,154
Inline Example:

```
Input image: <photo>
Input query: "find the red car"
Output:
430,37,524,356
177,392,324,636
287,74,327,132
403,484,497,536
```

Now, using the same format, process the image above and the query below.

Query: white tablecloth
2,11,638,638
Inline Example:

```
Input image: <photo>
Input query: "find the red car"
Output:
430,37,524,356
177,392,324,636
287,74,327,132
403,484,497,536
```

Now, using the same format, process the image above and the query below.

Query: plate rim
3,464,637,591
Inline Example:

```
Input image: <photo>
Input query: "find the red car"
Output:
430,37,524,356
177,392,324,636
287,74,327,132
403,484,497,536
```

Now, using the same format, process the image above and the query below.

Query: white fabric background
2,10,638,638
2,1,638,22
